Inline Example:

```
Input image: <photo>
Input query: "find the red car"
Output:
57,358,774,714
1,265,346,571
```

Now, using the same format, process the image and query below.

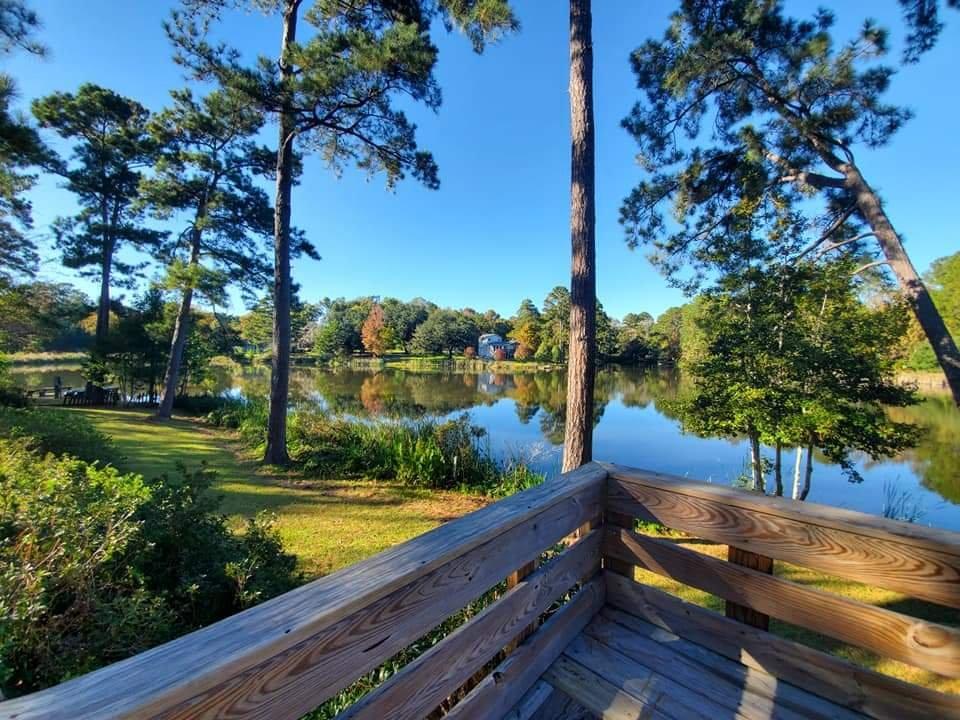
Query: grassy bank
57,407,959,695
70,408,486,578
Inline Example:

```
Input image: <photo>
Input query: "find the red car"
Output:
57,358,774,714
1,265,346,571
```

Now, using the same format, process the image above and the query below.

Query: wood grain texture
502,681,555,720
598,606,864,720
725,546,773,630
604,526,960,677
542,653,673,720
584,614,854,720
604,466,960,608
340,531,601,720
520,682,597,720
605,571,960,720
445,576,604,720
601,509,635,578
557,633,732,720
0,464,606,720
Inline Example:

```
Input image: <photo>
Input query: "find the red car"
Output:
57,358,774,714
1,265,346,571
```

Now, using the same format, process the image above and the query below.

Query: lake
13,362,960,532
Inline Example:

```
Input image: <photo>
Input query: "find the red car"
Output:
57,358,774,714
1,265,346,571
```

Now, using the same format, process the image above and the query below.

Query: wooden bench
2,462,958,719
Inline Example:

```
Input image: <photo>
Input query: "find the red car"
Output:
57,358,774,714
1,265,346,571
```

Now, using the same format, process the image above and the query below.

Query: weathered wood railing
0,463,606,720
601,463,960,719
3,461,960,719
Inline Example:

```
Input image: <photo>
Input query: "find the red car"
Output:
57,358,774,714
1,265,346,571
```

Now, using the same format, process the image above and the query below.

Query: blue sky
8,0,960,320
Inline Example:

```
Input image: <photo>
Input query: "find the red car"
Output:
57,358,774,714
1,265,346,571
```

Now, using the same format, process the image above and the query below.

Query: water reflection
13,362,960,530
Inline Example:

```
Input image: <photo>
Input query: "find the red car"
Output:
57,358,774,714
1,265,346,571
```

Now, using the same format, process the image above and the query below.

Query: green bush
207,397,269,446
0,442,300,696
0,407,119,466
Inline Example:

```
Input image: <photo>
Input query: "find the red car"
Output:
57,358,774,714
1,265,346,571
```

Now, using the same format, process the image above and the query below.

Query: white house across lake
477,333,519,360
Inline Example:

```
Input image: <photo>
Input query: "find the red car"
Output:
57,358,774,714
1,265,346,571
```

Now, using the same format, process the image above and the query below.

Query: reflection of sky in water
15,364,960,532
460,393,960,533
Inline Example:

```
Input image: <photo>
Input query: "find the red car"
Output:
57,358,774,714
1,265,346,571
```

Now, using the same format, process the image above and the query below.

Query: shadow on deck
2,462,959,719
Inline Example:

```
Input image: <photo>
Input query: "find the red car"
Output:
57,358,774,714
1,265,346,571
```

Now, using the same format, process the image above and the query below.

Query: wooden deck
518,592,865,720
2,461,959,719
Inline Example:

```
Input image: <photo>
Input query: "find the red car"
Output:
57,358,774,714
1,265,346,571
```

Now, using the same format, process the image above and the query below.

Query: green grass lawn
65,408,957,695
70,408,486,578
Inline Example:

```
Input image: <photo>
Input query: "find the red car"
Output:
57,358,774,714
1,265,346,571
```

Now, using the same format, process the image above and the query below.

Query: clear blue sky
8,0,959,320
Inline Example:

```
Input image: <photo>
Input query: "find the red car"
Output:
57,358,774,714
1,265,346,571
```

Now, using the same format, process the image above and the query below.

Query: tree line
2,0,958,471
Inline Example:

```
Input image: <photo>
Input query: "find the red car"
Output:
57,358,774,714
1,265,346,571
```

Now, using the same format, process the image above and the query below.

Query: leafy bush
172,394,233,416
492,347,507,361
0,406,119,466
207,397,268,446
286,410,542,493
514,343,532,361
463,346,476,359
0,442,299,696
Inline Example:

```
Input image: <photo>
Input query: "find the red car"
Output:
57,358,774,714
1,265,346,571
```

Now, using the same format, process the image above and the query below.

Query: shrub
0,443,300,696
463,346,476,359
207,397,269,446
0,406,119,465
172,394,233,416
514,343,532,361
492,347,507,361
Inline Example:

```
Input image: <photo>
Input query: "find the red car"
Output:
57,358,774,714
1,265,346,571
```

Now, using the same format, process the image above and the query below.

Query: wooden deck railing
601,463,960,719
2,460,960,719
0,463,606,720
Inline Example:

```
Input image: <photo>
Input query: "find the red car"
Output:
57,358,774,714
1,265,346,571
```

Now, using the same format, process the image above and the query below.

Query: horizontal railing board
586,612,858,720
445,576,604,720
605,571,960,720
340,530,602,720
604,526,960,677
0,463,607,720
604,465,960,608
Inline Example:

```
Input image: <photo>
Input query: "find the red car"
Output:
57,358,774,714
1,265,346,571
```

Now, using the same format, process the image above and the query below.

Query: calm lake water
13,362,960,532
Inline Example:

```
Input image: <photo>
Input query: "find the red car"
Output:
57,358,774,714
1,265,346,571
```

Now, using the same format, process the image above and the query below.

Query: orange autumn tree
361,304,394,357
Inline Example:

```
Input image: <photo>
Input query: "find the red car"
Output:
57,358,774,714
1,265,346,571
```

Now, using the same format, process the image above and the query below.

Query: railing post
603,510,635,578
725,547,773,630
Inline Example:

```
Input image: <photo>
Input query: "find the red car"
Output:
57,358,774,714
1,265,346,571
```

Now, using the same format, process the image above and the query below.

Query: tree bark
562,0,597,473
264,0,299,465
836,161,960,404
773,441,783,496
800,440,814,501
748,432,764,492
156,217,204,419
95,201,113,347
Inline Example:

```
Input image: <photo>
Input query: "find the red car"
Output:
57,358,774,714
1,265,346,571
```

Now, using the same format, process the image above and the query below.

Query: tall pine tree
33,84,164,346
141,88,287,418
170,0,516,464
620,0,960,404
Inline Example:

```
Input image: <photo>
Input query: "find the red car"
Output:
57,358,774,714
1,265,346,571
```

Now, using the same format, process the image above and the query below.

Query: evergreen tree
563,0,596,472
620,0,960,404
0,0,47,279
536,286,571,363
33,85,164,346
170,0,516,464
140,88,279,418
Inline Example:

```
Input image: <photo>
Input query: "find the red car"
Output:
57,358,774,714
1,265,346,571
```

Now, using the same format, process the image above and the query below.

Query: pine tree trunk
749,432,764,492
95,201,113,347
773,441,783,496
562,0,597,473
840,162,960,404
156,222,203,419
800,441,814,501
264,0,299,466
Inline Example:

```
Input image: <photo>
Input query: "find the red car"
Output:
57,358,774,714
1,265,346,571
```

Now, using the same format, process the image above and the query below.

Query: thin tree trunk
95,201,113,347
562,0,597,473
156,219,204,419
791,446,804,500
748,432,764,492
773,441,783,496
264,0,299,465
800,440,814,501
839,162,960,404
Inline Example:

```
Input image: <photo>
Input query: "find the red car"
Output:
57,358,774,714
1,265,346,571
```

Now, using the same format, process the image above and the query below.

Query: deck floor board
534,602,868,720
